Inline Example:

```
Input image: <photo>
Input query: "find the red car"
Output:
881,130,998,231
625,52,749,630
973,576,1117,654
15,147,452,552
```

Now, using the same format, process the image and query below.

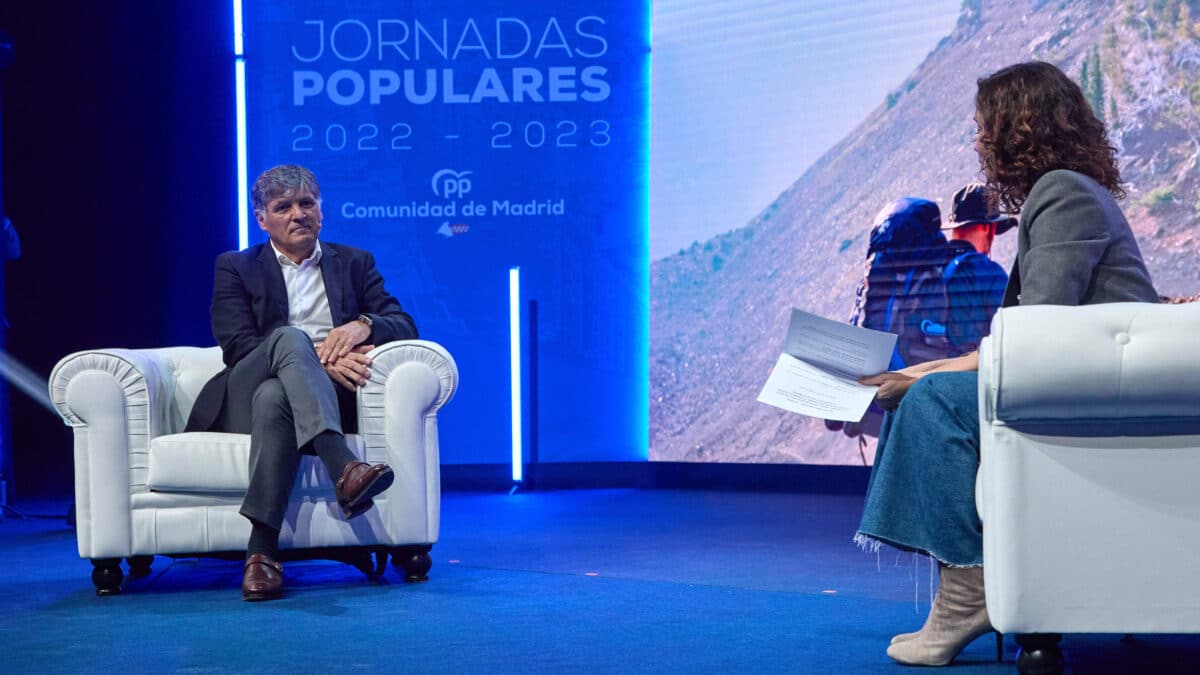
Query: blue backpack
880,247,993,369
837,199,1007,442
851,198,1006,370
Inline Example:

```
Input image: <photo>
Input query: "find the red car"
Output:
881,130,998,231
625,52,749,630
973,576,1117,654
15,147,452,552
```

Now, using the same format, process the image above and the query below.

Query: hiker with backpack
832,197,948,443
833,186,1009,443
849,196,949,370
933,182,1012,355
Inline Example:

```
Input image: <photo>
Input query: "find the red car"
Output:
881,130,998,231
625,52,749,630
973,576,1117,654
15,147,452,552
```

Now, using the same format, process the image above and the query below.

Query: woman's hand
860,371,917,411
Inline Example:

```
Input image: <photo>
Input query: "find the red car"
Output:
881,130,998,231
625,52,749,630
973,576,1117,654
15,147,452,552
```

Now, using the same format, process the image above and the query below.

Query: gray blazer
1002,169,1158,307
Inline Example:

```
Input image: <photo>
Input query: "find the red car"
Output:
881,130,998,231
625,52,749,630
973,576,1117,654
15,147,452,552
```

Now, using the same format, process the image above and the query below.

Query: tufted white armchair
49,340,457,595
977,302,1200,674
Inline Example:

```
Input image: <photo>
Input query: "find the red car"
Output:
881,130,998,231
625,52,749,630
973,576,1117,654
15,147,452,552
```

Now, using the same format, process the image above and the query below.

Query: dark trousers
214,327,355,530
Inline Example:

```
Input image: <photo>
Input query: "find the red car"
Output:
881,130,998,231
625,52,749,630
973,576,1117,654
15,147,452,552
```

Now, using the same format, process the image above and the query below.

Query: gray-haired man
186,165,418,600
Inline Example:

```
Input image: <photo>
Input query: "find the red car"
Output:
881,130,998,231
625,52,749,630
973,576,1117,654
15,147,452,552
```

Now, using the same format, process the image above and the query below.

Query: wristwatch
356,314,374,330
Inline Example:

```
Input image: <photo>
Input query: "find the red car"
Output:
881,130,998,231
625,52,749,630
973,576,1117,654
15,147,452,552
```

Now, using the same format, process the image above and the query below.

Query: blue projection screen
243,1,650,464
647,0,1199,466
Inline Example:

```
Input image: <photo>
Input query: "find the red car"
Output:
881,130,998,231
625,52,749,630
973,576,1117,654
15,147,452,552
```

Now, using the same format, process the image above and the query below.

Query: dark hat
943,183,1017,234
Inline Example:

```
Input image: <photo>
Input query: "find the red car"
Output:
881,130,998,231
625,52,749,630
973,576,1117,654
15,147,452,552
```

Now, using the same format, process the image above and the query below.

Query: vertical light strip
233,0,249,249
509,266,523,482
232,0,244,53
640,0,651,459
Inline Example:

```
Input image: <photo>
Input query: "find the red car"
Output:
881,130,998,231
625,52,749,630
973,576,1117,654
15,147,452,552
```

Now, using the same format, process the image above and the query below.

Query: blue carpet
1,490,1196,673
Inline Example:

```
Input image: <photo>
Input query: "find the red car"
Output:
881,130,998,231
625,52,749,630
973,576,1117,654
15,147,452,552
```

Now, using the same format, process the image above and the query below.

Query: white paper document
757,309,898,422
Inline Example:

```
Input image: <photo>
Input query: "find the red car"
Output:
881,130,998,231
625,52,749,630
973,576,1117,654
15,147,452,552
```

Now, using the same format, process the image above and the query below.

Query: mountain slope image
650,0,1200,464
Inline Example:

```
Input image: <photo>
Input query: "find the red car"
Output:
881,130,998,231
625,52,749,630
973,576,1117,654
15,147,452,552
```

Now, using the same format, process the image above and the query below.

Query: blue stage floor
1,489,1195,673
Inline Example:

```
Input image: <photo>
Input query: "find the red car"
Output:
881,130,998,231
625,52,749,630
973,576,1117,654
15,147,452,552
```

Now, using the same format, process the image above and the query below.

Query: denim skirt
855,371,983,567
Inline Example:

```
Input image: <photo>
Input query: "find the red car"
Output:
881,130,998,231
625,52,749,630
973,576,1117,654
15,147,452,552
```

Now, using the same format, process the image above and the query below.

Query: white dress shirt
271,240,335,342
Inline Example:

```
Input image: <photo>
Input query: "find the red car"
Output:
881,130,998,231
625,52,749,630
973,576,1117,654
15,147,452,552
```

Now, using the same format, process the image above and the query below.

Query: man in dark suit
186,164,418,601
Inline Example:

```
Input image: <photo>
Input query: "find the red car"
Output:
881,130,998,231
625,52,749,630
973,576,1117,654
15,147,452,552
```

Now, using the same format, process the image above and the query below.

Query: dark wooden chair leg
343,547,390,579
341,549,376,577
1016,633,1064,675
127,555,153,578
91,558,124,596
391,545,432,582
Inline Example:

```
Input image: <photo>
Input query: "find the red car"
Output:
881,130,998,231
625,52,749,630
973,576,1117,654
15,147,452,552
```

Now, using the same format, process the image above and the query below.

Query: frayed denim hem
853,531,885,555
853,530,982,569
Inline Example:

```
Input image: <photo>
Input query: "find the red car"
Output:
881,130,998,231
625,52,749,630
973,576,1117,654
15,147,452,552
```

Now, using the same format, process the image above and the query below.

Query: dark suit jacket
1002,169,1159,308
185,241,418,432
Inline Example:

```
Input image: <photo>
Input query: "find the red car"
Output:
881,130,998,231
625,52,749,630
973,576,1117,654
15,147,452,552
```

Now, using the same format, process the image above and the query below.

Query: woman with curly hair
854,61,1159,667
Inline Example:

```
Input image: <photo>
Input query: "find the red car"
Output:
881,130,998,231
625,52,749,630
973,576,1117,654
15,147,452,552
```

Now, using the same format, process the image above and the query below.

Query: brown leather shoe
242,553,283,601
335,461,395,518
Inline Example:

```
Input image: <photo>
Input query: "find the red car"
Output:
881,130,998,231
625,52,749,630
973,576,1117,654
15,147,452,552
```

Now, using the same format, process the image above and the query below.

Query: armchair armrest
978,301,1200,634
49,349,180,558
357,340,458,544
980,302,1200,434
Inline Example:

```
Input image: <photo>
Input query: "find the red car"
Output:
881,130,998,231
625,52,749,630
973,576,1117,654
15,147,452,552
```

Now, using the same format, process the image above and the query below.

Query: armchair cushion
146,431,366,494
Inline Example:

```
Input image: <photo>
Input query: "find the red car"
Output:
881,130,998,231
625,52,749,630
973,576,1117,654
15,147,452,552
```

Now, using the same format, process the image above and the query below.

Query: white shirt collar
270,240,322,268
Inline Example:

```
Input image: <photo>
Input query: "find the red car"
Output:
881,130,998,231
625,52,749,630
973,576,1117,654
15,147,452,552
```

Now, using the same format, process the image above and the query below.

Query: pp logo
431,169,472,199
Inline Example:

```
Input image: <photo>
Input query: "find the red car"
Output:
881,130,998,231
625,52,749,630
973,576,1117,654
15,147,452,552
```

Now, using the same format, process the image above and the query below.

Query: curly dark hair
975,61,1124,212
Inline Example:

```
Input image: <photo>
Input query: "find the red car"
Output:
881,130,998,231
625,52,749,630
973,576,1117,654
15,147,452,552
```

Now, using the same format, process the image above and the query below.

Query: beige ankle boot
889,562,947,646
886,565,992,666
888,576,940,643
890,612,934,645
890,626,924,645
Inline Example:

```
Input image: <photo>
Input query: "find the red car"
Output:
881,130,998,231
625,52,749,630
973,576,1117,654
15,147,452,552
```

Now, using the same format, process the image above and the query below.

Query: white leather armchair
977,302,1200,674
49,340,457,595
